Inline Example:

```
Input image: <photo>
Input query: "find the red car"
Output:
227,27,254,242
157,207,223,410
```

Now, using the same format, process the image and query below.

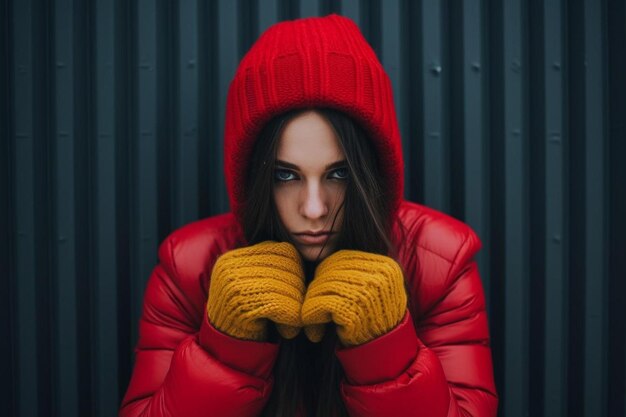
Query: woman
120,14,497,417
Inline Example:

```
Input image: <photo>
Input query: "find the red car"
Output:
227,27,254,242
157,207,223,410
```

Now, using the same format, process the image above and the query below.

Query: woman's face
273,111,347,262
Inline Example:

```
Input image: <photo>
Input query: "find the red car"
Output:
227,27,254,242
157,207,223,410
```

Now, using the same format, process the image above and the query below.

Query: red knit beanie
224,14,404,223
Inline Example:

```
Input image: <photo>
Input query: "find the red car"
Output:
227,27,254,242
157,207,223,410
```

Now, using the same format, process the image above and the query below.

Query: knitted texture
224,14,404,225
301,250,407,346
206,241,305,341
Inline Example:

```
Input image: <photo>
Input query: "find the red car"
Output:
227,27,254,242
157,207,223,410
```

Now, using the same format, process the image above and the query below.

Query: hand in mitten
206,241,305,341
301,250,407,347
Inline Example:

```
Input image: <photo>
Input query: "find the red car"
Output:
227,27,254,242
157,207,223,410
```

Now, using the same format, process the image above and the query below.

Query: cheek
272,187,295,225
328,185,346,219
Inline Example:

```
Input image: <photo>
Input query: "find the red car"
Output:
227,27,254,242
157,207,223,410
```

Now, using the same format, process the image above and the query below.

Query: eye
274,168,298,182
328,167,349,180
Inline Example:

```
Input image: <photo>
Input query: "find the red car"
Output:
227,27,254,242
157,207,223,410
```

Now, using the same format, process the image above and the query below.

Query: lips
293,231,334,245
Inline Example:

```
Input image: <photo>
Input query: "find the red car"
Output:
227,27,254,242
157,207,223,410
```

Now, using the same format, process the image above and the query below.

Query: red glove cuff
336,311,419,386
199,312,279,380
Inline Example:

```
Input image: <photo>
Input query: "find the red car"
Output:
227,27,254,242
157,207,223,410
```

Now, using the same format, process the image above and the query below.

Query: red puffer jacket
119,200,498,417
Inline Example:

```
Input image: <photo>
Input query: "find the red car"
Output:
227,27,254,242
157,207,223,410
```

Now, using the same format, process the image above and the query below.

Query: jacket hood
224,14,404,224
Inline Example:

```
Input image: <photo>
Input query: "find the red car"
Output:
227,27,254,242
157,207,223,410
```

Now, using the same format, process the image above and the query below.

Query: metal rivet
511,60,521,73
549,132,561,143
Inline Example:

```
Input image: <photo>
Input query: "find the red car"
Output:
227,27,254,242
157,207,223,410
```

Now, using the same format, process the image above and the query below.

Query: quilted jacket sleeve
119,233,279,417
335,229,498,417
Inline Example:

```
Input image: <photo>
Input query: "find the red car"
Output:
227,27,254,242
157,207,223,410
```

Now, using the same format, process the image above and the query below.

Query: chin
297,244,335,262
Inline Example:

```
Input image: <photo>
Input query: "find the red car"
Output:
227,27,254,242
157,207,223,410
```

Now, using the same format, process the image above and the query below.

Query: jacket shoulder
157,213,244,311
393,201,482,313
395,200,481,264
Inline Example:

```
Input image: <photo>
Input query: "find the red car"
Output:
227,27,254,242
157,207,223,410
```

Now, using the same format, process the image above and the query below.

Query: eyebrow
275,159,347,171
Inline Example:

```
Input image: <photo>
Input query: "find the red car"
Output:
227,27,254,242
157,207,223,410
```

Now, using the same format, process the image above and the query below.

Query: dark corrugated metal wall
2,1,625,416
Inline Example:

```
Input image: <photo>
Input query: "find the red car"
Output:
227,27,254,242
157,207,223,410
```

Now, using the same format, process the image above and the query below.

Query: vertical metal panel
54,0,78,415
13,1,38,416
449,0,464,222
341,0,360,23
157,0,176,228
94,0,119,414
527,1,546,415
486,0,507,410
73,0,96,414
0,0,15,411
607,1,626,416
402,0,423,204
358,0,381,57
583,1,608,416
216,0,239,221
259,0,280,32
113,0,136,409
32,1,55,413
239,0,258,54
299,0,321,17
381,0,404,190
566,1,587,416
502,2,529,417
462,0,489,295
177,0,200,227
422,1,447,212
543,1,567,416
276,0,297,20
129,5,161,414
5,1,626,416
136,0,158,348
198,0,220,218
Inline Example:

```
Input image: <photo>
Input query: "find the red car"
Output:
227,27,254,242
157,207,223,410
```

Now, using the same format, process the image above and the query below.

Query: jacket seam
419,234,473,318
445,233,472,281
159,237,205,327
414,243,457,264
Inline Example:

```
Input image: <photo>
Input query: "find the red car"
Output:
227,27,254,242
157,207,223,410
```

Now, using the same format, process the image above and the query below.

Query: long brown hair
243,108,394,417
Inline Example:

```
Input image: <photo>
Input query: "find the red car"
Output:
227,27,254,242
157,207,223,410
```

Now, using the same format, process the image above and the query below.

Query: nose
300,181,328,220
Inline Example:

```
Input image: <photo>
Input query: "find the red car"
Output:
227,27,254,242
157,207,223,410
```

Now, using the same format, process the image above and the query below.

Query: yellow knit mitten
301,250,407,347
207,241,305,341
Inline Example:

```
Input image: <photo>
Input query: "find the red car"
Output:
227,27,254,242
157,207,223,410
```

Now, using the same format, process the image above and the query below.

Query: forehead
276,111,345,167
